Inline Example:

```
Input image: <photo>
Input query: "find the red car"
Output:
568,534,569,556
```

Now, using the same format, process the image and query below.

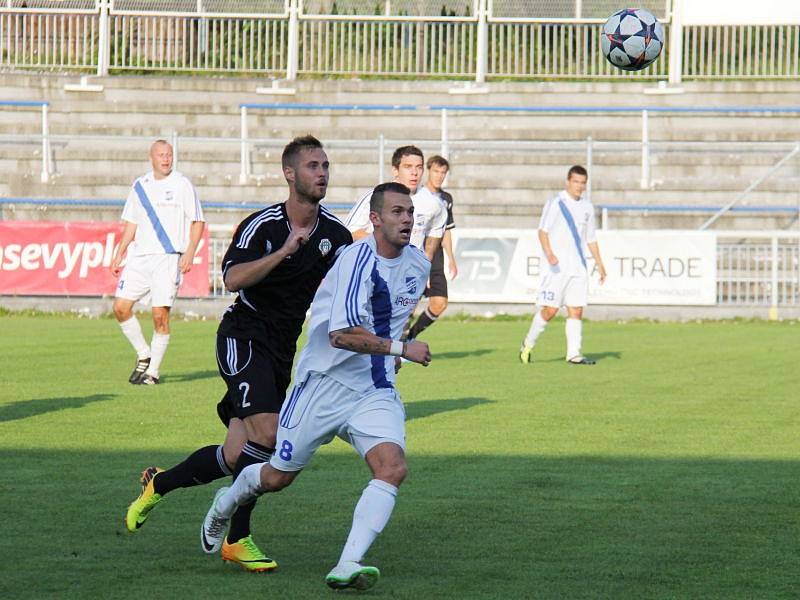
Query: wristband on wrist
389,340,404,356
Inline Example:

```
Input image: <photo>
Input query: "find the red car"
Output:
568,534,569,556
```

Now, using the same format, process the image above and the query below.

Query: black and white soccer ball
601,8,664,71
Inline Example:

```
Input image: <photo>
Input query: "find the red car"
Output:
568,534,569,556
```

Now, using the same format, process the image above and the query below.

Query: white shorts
538,268,588,308
270,373,406,472
115,253,181,307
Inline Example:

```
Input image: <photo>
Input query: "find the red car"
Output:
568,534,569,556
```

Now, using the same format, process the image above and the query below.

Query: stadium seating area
2,72,800,231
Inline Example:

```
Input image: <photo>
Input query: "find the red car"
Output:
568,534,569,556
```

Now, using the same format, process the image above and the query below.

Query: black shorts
215,334,291,427
425,249,448,298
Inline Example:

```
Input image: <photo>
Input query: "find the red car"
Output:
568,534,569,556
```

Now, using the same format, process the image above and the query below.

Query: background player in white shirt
345,146,446,261
519,165,607,365
202,182,432,592
110,140,205,384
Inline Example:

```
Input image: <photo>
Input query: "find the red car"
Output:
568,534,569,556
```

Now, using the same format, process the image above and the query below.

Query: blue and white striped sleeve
328,244,374,333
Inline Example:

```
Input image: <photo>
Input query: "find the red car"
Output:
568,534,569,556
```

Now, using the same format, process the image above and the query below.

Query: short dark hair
391,145,424,169
426,155,449,170
282,135,323,169
370,182,411,213
567,165,588,179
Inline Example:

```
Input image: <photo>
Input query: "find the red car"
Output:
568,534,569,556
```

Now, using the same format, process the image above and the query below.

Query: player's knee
376,460,407,487
429,297,447,315
243,414,278,448
113,301,131,321
540,307,558,321
261,467,295,492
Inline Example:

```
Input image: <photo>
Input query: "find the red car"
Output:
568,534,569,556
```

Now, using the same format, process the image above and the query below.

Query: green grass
1,315,798,599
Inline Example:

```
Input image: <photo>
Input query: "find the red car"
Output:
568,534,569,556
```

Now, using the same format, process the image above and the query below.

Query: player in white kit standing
111,140,205,384
519,165,607,365
201,182,432,591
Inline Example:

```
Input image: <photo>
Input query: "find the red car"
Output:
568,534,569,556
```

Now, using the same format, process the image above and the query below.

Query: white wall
682,0,800,25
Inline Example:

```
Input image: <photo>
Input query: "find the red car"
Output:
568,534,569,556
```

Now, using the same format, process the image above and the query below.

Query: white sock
338,479,398,565
566,318,582,360
146,333,170,377
119,316,150,360
523,311,548,348
218,463,263,517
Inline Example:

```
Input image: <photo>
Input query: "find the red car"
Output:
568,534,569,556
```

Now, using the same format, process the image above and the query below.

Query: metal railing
1,1,799,81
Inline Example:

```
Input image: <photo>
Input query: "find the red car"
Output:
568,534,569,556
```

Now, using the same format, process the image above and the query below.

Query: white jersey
121,170,204,256
538,191,597,277
294,235,430,393
344,186,446,251
409,186,447,249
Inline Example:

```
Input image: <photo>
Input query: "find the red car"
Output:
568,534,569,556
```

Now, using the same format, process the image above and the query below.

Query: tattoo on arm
329,327,392,355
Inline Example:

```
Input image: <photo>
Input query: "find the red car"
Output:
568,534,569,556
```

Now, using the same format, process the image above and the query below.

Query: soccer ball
601,8,664,71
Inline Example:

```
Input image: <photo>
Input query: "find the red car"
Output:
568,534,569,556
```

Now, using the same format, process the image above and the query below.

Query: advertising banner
0,221,209,297
448,229,717,305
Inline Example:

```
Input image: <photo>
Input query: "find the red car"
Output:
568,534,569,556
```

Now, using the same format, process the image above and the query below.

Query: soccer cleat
129,358,150,384
519,344,533,363
125,466,164,532
201,487,230,554
567,355,596,365
325,561,381,591
221,535,278,573
136,374,160,385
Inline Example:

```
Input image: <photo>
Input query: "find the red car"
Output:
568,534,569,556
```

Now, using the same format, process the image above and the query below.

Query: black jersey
431,189,455,271
218,202,353,363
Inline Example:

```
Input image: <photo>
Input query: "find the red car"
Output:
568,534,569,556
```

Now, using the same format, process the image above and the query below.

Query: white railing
1,1,799,81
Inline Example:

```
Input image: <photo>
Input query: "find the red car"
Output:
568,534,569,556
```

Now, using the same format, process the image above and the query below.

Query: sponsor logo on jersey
394,295,416,307
405,276,417,295
319,238,332,256
165,190,174,202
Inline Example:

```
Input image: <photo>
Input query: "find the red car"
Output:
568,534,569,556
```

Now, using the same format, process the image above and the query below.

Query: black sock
409,308,439,339
227,441,274,544
153,445,231,496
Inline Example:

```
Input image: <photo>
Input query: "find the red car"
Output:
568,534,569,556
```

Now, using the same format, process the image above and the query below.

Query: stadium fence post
378,133,385,181
586,135,593,201
40,103,50,183
640,109,650,189
475,0,488,83
668,0,683,85
769,235,779,320
239,106,249,184
96,0,109,77
286,0,300,81
172,130,179,169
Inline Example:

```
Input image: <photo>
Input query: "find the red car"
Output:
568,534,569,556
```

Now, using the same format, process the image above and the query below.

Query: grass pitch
0,314,798,599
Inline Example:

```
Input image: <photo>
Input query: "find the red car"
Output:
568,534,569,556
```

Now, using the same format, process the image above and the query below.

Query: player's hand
394,356,402,374
403,340,432,367
178,253,193,274
280,227,312,257
598,266,607,285
448,261,458,279
547,253,559,266
110,257,122,278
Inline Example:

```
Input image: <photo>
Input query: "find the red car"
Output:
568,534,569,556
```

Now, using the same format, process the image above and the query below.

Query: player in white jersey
202,182,432,592
110,140,205,384
519,165,607,365
345,145,446,261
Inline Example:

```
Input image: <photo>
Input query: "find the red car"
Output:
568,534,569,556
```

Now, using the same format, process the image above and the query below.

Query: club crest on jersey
405,277,417,295
319,238,332,256
165,190,174,202
265,240,273,255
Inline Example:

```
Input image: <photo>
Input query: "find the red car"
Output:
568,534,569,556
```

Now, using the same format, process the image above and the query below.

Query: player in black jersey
124,136,352,572
409,155,458,339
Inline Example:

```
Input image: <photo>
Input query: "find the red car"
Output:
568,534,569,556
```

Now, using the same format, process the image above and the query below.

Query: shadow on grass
0,394,115,423
165,369,220,383
405,397,492,421
433,348,494,360
3,451,799,599
536,350,623,363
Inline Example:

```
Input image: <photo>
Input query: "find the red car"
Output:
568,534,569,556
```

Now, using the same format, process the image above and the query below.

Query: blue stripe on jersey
558,199,587,268
369,261,393,389
134,181,177,254
345,245,372,327
279,382,304,428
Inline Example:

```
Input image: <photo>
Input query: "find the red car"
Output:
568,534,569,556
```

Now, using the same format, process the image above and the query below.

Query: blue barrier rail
0,100,48,108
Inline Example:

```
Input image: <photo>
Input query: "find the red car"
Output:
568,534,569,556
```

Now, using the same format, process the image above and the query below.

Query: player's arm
587,242,607,284
329,326,431,366
423,235,442,262
179,220,206,274
111,221,137,277
224,226,311,292
350,228,370,241
441,229,458,278
538,229,558,266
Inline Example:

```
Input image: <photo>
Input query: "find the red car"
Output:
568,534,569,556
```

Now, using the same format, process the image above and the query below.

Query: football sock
217,463,263,518
119,316,150,360
523,311,548,347
227,441,274,543
409,308,439,339
338,479,398,564
566,317,583,359
153,445,231,496
146,333,170,377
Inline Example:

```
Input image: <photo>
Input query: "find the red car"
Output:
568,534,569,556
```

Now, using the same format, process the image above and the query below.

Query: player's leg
139,255,180,384
124,395,242,533
520,270,562,362
327,389,406,591
409,264,448,339
113,257,151,383
564,275,594,364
